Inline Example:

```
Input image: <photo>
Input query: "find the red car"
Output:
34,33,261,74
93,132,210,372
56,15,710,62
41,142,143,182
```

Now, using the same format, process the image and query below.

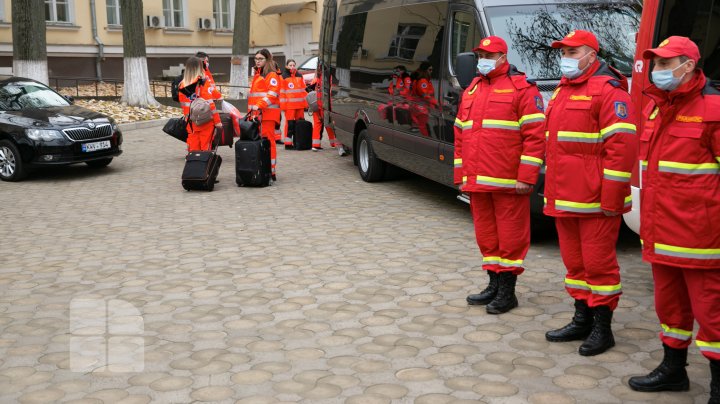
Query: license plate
81,140,111,152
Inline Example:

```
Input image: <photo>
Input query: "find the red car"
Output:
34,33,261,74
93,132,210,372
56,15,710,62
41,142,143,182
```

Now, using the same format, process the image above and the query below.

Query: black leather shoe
467,271,498,305
486,272,518,314
628,343,689,392
546,299,593,342
710,360,720,404
578,305,615,356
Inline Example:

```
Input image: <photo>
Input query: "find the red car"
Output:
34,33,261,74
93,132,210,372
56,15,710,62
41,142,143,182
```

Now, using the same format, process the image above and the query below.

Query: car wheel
85,158,113,168
0,140,26,182
357,129,385,182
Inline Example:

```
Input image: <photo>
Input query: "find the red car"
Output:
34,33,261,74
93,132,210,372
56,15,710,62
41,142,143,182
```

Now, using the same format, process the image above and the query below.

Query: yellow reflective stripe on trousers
520,155,543,167
476,175,517,188
518,113,545,126
481,119,520,130
588,282,622,295
600,122,637,139
454,118,473,130
654,243,720,260
696,340,720,353
557,131,602,143
555,199,602,213
454,158,462,168
483,256,523,268
661,324,692,341
641,160,648,171
658,160,720,175
564,278,590,290
603,168,631,182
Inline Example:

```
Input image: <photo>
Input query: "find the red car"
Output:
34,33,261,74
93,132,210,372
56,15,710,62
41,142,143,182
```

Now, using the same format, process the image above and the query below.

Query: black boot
710,360,720,404
467,271,498,306
546,299,593,342
627,343,689,392
486,272,518,314
578,305,615,356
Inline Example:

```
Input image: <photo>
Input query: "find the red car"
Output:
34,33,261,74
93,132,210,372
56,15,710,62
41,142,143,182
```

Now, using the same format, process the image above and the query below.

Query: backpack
189,96,214,125
171,72,183,102
306,91,319,112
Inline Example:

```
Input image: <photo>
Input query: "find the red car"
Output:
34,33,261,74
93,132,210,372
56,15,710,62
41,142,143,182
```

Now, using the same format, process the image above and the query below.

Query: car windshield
0,81,70,111
299,57,318,70
486,1,641,80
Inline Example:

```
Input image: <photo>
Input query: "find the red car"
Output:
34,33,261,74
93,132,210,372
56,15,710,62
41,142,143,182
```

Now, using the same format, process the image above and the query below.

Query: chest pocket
662,125,706,164
565,101,592,111
485,94,515,121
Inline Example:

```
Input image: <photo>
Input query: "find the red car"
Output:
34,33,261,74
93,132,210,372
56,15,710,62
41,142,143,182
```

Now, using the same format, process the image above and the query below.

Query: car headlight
26,129,64,141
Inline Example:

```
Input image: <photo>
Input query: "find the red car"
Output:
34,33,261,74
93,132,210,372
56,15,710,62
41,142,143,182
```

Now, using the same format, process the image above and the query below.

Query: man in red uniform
627,37,720,401
543,30,638,356
455,36,545,314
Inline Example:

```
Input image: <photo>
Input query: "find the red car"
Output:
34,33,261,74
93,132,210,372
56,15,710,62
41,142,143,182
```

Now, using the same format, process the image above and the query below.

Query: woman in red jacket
410,62,437,136
178,56,222,151
280,59,307,149
249,49,281,180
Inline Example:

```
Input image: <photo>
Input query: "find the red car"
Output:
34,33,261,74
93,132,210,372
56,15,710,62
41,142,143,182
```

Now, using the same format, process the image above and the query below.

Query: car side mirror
64,95,74,104
455,52,477,89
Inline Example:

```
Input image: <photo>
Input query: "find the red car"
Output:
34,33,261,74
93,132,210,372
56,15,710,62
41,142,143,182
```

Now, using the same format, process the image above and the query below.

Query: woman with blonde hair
178,56,221,151
248,49,281,180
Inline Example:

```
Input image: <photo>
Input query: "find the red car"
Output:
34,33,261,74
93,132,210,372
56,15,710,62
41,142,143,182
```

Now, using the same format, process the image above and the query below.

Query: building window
163,0,185,28
214,0,232,29
106,0,121,25
388,24,427,59
45,0,71,23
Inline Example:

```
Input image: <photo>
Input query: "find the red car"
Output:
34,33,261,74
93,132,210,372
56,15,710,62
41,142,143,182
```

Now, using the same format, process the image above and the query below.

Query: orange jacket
249,68,281,122
640,71,720,269
178,77,221,131
389,74,412,97
280,71,308,110
543,62,638,217
453,63,546,192
203,67,223,100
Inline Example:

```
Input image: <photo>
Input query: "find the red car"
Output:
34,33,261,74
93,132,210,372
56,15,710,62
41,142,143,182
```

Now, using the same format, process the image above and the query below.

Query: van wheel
0,140,26,182
357,129,385,182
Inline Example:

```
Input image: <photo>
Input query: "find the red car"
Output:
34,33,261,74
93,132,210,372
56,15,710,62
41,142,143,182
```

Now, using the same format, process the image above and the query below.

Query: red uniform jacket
454,63,546,192
640,71,720,269
412,78,438,107
249,69,281,122
178,77,221,132
389,74,412,97
544,61,638,217
203,67,223,101
280,71,308,111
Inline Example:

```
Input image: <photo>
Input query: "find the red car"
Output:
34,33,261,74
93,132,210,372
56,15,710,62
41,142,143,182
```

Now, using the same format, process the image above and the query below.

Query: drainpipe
89,0,104,81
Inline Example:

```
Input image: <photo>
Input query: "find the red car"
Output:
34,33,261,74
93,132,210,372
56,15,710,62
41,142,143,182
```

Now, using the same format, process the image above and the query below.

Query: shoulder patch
270,78,278,86
535,96,544,112
614,101,628,119
421,83,428,89
288,82,295,89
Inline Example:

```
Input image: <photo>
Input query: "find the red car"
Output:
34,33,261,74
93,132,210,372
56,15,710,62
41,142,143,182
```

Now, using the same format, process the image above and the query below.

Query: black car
0,77,123,181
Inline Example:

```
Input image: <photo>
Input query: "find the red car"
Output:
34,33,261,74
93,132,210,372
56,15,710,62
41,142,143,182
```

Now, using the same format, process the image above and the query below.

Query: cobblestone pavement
0,126,711,403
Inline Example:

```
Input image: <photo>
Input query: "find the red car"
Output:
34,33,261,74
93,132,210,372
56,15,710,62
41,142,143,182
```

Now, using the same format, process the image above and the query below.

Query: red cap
551,30,599,52
473,36,508,54
643,36,701,62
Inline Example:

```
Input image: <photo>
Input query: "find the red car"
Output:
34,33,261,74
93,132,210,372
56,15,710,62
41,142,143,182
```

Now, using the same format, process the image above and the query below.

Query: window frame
106,0,121,26
162,0,187,28
45,0,73,24
388,23,427,60
447,8,483,76
213,0,234,30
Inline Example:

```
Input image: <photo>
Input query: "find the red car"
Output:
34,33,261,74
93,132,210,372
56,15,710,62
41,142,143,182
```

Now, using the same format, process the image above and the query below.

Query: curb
118,118,168,132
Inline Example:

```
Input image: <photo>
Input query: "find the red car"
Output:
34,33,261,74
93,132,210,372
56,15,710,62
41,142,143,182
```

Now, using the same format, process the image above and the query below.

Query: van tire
357,129,385,182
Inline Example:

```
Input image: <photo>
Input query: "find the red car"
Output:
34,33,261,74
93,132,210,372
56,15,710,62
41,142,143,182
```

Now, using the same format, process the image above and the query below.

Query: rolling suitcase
294,119,313,150
235,137,272,187
182,150,222,191
218,113,235,147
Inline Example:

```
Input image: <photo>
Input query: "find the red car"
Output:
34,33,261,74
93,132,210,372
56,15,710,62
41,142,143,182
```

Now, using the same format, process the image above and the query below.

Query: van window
485,2,641,80
449,10,484,75
655,0,720,80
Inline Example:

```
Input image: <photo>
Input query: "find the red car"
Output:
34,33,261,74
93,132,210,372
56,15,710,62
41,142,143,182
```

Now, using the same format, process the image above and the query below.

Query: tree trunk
12,0,48,84
120,0,159,107
229,0,250,99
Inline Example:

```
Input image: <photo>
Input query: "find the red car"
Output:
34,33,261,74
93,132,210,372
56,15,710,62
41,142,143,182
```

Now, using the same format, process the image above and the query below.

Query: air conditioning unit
145,15,164,29
197,17,215,31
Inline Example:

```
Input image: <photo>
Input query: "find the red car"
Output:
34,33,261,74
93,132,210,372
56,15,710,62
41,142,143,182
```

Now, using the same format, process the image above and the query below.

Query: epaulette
608,80,621,88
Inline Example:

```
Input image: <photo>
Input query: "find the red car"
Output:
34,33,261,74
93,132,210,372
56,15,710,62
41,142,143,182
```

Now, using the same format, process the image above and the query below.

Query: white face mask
477,58,498,76
560,52,592,79
651,61,689,91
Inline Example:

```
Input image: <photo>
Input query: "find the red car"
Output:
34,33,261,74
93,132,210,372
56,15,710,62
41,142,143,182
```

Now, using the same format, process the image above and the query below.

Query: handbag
238,112,261,141
163,117,188,142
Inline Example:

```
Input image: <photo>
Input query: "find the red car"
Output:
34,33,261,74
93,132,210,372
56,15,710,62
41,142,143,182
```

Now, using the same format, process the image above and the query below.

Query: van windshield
485,2,641,80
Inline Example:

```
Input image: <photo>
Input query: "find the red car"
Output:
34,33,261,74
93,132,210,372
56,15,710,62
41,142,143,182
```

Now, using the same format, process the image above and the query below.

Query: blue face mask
560,52,591,79
477,58,498,76
651,61,689,91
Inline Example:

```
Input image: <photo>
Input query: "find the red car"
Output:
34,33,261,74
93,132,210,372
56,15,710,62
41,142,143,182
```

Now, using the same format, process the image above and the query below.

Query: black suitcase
235,137,272,187
182,151,222,191
294,119,313,150
218,113,235,147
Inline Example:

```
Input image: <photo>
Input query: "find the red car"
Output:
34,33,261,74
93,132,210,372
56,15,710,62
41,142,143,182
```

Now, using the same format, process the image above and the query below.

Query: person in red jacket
389,65,412,97
542,30,638,356
454,36,546,314
410,62,437,136
626,37,720,400
307,75,338,150
178,56,222,151
249,49,281,180
280,59,307,149
195,51,223,103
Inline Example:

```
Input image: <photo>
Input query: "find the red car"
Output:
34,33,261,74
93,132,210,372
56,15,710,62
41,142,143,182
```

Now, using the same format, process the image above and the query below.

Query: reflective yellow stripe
545,131,549,139
482,256,500,263
658,160,720,175
476,175,517,188
518,113,545,126
600,122,637,139
564,278,590,290
520,155,543,166
641,160,648,171
655,243,720,259
454,158,462,168
555,199,602,213
624,195,632,207
604,168,632,182
454,118,473,130
482,119,520,130
661,324,692,340
462,176,467,184
696,340,720,351
484,256,523,267
716,157,720,164
557,131,602,143
588,283,622,295
498,258,523,266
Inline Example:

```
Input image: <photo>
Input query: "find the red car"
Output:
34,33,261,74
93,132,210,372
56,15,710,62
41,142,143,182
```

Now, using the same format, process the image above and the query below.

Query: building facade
0,0,322,81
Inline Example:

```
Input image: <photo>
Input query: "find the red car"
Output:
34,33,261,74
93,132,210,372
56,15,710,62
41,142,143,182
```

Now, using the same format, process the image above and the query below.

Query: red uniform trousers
284,108,304,146
652,263,720,360
186,121,215,151
260,119,277,175
555,216,622,310
470,192,530,275
312,110,336,148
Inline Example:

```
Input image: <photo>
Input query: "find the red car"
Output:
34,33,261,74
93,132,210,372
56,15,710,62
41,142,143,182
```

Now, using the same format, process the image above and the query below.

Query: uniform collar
646,70,706,106
482,62,510,83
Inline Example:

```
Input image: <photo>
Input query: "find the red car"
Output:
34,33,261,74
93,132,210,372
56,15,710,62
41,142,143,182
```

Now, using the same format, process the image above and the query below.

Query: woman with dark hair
280,59,307,149
410,62,437,136
178,56,222,151
248,49,281,180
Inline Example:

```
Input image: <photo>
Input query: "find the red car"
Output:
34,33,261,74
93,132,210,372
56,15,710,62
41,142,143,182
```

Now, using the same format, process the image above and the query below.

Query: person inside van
410,62,437,136
178,56,222,151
